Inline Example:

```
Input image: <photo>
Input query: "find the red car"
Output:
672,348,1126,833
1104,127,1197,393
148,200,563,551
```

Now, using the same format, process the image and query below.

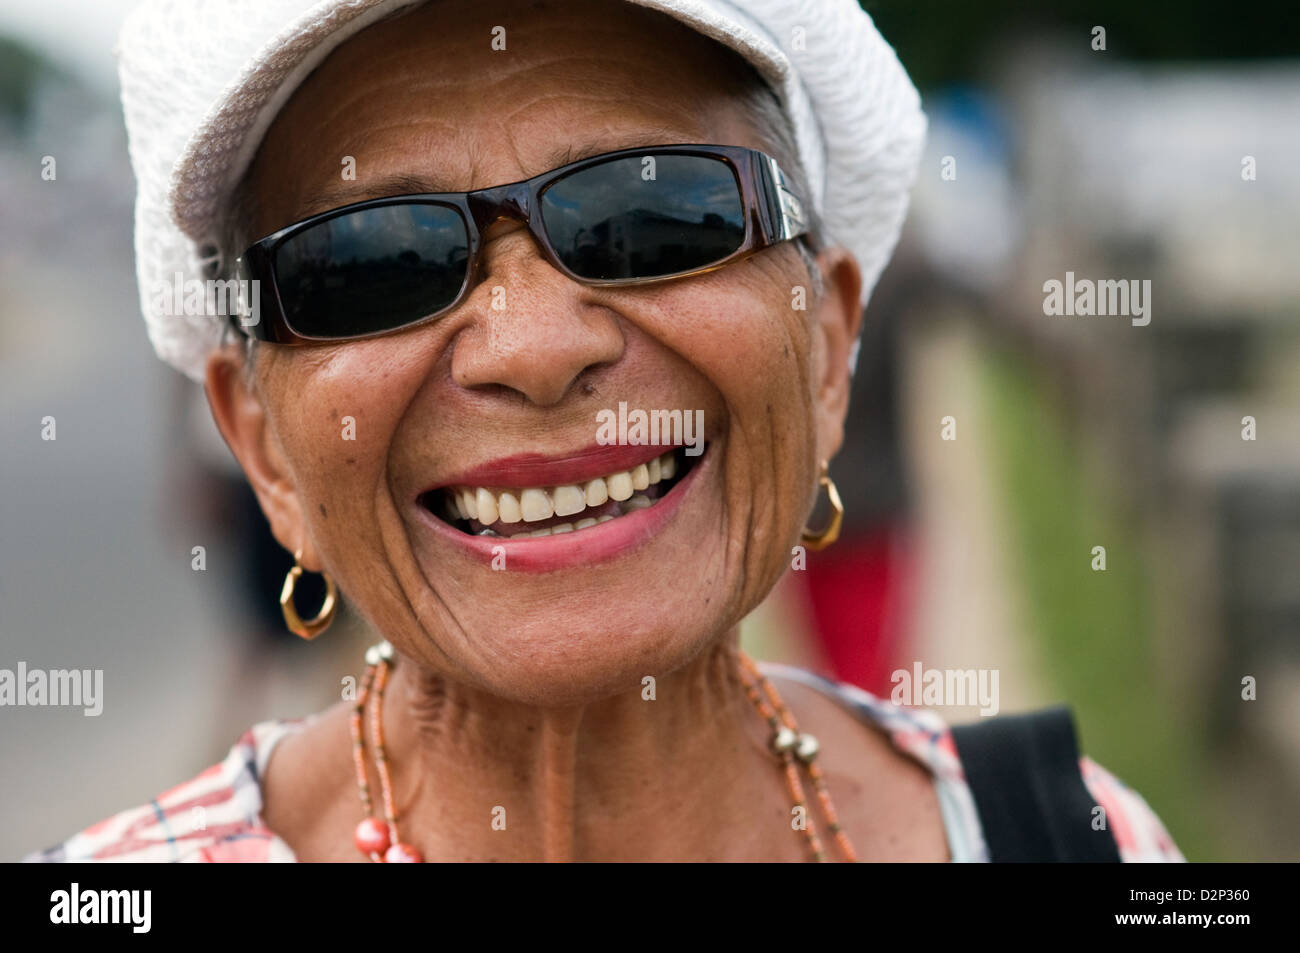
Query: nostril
446,253,625,407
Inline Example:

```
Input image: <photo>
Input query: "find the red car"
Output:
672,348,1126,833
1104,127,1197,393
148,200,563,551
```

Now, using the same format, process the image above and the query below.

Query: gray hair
734,70,826,298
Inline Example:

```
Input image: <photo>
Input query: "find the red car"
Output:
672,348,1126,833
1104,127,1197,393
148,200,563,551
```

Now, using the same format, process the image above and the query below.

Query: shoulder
760,662,973,860
759,663,970,786
759,663,1183,863
1078,755,1185,862
24,720,306,863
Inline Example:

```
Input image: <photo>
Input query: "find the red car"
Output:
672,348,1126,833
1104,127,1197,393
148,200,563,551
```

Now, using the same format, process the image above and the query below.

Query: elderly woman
30,0,1181,863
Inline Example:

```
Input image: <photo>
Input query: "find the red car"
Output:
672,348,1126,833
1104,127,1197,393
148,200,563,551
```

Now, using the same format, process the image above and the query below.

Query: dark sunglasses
231,143,810,344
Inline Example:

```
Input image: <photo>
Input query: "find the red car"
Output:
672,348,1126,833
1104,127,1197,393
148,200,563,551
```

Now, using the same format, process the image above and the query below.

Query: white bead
772,726,798,754
795,733,820,762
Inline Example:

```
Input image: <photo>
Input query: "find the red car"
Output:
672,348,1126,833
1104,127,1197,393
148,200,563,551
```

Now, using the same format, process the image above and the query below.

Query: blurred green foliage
0,35,47,131
865,0,1294,90
980,342,1224,860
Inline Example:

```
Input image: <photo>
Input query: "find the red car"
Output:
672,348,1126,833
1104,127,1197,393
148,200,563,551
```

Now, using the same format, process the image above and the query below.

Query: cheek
646,268,815,444
639,270,818,565
264,343,428,540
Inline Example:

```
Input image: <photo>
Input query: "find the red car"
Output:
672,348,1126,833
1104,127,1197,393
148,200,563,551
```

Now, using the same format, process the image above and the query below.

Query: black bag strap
950,705,1122,862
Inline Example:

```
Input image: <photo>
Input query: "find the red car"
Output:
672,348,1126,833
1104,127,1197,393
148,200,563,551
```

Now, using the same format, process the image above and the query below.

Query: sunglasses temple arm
225,252,281,342
756,153,810,246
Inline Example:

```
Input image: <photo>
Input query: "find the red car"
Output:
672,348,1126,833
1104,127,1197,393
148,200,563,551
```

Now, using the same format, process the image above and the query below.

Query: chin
429,599,733,708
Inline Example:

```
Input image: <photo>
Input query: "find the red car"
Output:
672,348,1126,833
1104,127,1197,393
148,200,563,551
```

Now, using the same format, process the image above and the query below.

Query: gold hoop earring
800,461,844,552
280,549,338,640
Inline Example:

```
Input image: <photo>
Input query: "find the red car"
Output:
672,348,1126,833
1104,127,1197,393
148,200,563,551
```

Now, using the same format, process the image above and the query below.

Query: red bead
354,817,391,856
384,842,423,863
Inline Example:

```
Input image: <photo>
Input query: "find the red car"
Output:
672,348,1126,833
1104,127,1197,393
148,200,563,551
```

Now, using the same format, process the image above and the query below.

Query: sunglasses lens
539,154,746,281
274,203,469,338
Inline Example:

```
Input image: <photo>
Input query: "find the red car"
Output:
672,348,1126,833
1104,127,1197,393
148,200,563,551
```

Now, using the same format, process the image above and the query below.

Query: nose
449,214,624,407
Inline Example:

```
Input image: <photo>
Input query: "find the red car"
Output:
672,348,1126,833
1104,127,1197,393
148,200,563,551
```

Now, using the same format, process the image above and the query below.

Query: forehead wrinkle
483,61,741,138
305,12,716,125
307,75,697,170
286,107,714,223
275,120,464,222
498,99,712,162
315,76,459,133
274,0,753,139
300,23,737,154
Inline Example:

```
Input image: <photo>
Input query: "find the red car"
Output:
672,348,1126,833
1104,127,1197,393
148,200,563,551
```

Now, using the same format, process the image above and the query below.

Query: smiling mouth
420,446,704,539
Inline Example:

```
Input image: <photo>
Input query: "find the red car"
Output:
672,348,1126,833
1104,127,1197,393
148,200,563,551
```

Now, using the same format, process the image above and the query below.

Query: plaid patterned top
24,669,1184,863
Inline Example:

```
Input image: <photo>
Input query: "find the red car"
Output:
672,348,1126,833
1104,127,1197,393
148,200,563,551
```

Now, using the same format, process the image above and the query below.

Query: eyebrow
294,129,700,221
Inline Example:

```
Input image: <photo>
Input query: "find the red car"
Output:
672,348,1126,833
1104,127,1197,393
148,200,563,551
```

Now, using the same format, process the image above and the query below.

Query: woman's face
208,0,861,706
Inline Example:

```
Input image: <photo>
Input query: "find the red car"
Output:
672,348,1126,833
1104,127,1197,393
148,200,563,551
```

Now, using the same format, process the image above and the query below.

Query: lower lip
413,450,710,572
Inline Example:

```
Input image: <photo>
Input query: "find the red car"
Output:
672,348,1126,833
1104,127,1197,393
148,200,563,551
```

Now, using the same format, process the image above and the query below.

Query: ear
204,344,316,569
810,245,864,463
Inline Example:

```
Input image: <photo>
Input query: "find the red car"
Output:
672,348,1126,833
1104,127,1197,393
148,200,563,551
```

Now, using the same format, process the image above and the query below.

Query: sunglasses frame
231,143,811,344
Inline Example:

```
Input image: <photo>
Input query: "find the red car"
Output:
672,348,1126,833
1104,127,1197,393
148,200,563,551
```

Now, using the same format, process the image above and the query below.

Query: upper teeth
448,450,678,524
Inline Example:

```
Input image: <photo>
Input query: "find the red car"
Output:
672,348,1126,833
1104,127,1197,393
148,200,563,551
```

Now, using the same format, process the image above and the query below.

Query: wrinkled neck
372,630,780,860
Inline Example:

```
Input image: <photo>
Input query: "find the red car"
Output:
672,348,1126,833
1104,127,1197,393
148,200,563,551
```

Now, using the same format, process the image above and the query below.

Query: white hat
117,0,926,381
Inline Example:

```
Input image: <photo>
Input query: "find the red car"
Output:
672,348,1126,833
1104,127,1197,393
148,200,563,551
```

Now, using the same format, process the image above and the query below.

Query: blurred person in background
22,0,1183,863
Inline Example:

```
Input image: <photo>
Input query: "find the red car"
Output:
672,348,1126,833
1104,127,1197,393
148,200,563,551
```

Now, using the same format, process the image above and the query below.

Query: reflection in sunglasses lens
276,203,469,338
540,154,745,280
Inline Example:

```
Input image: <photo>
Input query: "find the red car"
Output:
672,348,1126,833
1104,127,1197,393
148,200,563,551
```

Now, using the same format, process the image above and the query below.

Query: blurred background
1,0,1296,861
